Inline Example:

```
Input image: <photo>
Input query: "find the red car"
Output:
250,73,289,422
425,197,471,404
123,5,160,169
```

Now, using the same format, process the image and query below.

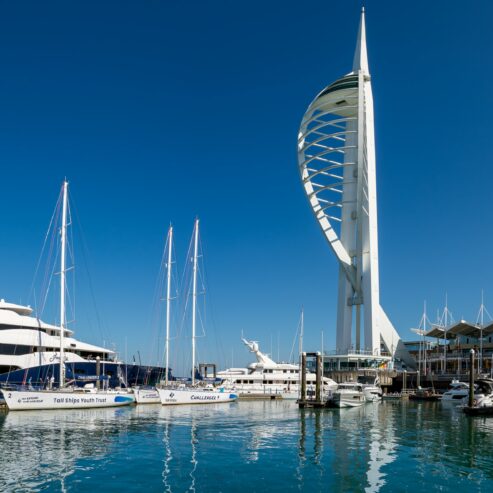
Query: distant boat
330,382,366,408
441,380,469,404
3,181,134,411
218,338,337,399
357,373,383,402
157,219,237,405
409,387,440,402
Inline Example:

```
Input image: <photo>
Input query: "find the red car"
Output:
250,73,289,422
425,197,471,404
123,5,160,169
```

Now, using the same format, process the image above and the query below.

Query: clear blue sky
1,0,492,374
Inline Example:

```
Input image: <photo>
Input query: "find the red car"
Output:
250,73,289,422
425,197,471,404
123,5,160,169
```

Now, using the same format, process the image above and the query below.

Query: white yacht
0,298,113,376
0,298,166,390
460,378,493,408
217,338,337,399
157,219,237,406
441,380,469,403
331,382,366,408
357,374,383,402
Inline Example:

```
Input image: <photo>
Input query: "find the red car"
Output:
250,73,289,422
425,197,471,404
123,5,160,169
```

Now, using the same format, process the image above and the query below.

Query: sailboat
135,225,174,404
3,181,135,411
157,219,237,405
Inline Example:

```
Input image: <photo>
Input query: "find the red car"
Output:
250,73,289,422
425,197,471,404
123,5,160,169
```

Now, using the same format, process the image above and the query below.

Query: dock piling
469,349,475,408
315,352,322,403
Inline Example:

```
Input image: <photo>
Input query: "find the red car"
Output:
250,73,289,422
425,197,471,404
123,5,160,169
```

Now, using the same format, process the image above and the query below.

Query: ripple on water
1,401,493,492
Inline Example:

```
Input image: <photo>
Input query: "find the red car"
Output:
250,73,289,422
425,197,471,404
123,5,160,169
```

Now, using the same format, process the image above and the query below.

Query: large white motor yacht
0,298,165,389
217,338,337,399
0,298,113,374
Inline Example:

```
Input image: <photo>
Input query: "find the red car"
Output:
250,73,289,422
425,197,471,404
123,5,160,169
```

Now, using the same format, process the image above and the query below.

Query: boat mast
165,225,173,386
299,307,304,357
191,218,199,386
59,180,68,388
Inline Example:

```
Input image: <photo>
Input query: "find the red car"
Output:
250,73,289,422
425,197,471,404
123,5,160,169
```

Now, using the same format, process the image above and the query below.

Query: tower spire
352,7,369,75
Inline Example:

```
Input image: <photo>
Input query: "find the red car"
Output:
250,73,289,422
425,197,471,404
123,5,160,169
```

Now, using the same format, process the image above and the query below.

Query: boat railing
324,349,392,357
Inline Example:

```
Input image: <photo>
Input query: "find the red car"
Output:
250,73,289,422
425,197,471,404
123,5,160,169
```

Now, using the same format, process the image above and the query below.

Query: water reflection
1,401,493,492
0,407,132,492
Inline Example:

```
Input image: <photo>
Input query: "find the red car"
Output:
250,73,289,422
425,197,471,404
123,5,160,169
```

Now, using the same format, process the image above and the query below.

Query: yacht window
0,343,32,356
249,380,253,384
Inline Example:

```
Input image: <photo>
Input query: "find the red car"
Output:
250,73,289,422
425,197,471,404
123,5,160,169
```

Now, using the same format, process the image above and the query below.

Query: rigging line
198,231,228,366
28,185,63,308
38,198,62,316
39,241,61,317
148,230,176,367
66,198,76,329
177,226,196,340
70,191,109,345
289,312,302,363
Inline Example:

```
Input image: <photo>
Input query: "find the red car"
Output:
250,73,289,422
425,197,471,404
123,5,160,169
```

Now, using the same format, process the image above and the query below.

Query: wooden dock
238,394,283,401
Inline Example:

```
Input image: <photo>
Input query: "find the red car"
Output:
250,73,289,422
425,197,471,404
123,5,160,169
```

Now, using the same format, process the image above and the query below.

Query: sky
1,0,493,375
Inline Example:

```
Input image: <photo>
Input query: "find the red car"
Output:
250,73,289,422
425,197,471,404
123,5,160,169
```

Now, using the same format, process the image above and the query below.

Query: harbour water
1,400,493,492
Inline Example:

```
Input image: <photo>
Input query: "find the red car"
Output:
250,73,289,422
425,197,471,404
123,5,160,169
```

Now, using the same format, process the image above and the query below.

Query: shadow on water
1,401,493,492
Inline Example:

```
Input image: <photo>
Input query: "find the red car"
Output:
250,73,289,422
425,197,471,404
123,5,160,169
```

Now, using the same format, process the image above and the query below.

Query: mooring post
301,352,307,402
315,352,322,403
469,349,475,408
416,369,420,389
96,356,101,390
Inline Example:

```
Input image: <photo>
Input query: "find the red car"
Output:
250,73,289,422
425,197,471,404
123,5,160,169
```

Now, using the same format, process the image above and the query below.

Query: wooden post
469,349,475,408
301,352,307,403
315,352,322,403
96,356,101,390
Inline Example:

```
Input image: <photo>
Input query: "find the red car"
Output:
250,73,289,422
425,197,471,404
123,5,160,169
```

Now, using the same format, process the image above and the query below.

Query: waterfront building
297,9,413,369
406,320,493,377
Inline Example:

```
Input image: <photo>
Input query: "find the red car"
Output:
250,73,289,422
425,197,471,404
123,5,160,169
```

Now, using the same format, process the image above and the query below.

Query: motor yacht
357,373,382,402
461,378,493,408
218,338,337,399
441,380,469,404
330,382,366,408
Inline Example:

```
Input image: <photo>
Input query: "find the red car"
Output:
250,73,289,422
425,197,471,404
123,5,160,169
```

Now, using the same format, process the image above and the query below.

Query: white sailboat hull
134,388,161,404
3,390,135,411
158,388,237,405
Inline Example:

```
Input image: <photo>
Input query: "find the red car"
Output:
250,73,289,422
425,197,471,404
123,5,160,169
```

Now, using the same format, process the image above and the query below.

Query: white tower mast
165,225,173,386
297,9,413,367
59,180,68,388
191,218,199,386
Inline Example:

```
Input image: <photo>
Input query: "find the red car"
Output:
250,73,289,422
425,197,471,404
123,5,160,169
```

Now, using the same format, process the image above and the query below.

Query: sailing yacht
135,225,174,405
157,219,237,405
2,181,135,410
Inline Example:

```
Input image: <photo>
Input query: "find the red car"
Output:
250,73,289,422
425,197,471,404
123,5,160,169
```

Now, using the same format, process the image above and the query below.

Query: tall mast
165,225,173,386
191,218,199,386
299,307,304,358
59,180,68,388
